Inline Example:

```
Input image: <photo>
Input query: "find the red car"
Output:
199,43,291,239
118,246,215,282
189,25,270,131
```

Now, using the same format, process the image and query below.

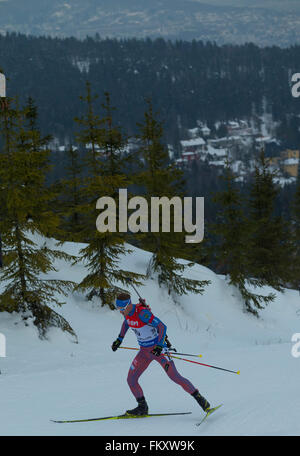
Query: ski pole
168,350,202,358
119,346,202,358
124,277,142,299
119,347,240,372
171,355,240,375
119,346,140,352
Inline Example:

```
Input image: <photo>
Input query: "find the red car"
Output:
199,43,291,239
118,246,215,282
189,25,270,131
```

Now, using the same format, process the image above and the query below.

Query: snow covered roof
255,136,271,143
180,137,206,147
206,145,227,157
182,151,197,156
200,126,211,132
188,127,199,135
283,158,299,165
228,121,239,128
209,160,226,167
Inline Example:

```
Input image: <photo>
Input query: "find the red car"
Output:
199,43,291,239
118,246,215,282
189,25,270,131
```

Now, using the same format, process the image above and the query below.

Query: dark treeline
1,32,300,149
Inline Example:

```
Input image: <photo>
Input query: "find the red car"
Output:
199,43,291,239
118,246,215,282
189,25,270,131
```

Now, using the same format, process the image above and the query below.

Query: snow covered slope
0,236,299,436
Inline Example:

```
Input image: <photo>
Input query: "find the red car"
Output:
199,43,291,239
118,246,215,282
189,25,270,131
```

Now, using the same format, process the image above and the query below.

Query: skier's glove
111,338,122,352
151,345,163,357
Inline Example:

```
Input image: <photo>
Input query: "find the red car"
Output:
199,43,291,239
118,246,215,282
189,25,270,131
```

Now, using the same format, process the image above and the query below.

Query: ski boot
192,390,211,412
126,396,149,416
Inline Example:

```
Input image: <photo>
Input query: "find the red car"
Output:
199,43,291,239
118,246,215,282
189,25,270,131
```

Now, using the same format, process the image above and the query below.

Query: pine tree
58,144,85,241
246,149,294,293
136,100,210,296
22,97,59,237
75,81,104,181
74,86,143,309
211,161,274,316
211,162,248,278
0,98,77,340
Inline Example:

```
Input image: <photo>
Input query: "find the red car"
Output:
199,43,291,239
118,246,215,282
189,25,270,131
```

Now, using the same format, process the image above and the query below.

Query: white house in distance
0,73,6,97
196,121,211,137
179,137,206,163
175,137,206,165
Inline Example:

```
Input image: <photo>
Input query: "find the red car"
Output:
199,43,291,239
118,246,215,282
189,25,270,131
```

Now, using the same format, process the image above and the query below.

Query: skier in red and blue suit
112,292,212,416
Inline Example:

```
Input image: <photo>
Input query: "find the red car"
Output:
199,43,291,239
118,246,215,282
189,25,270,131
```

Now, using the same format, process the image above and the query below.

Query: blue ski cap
115,297,131,310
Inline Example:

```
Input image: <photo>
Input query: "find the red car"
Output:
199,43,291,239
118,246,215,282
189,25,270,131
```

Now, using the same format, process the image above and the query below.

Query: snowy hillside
0,235,299,436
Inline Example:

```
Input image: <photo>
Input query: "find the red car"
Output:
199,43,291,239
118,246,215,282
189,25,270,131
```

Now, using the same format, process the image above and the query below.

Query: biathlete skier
111,292,212,416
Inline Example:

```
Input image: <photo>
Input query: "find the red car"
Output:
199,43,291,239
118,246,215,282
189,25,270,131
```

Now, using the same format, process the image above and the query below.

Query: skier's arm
111,319,129,352
118,318,129,342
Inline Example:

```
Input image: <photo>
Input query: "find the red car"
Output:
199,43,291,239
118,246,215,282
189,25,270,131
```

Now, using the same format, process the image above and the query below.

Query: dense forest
1,48,300,334
1,92,300,338
1,33,300,148
1,32,299,239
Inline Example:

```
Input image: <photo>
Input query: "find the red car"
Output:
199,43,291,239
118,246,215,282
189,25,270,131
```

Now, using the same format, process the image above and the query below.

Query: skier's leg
127,348,152,399
156,355,196,394
126,348,152,415
155,353,211,411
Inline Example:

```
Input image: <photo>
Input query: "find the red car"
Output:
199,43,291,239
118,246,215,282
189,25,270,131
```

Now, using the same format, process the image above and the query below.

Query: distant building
167,144,175,160
282,158,299,177
267,148,299,178
187,127,200,138
200,125,211,137
227,120,251,136
180,137,206,153
181,151,198,163
281,149,300,160
0,72,5,97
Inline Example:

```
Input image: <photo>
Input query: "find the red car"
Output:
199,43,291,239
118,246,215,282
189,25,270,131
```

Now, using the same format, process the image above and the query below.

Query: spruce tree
0,98,77,340
211,161,274,316
136,100,210,296
74,86,143,309
58,144,85,241
246,149,294,292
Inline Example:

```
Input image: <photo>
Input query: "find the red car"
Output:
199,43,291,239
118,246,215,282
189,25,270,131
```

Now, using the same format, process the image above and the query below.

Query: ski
196,404,223,427
51,411,192,423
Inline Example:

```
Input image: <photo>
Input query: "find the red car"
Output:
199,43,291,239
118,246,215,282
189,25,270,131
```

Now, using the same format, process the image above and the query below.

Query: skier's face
119,303,133,317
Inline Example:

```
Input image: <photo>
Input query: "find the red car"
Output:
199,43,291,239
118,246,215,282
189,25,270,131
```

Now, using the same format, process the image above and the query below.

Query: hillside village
52,116,299,188
175,119,300,187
